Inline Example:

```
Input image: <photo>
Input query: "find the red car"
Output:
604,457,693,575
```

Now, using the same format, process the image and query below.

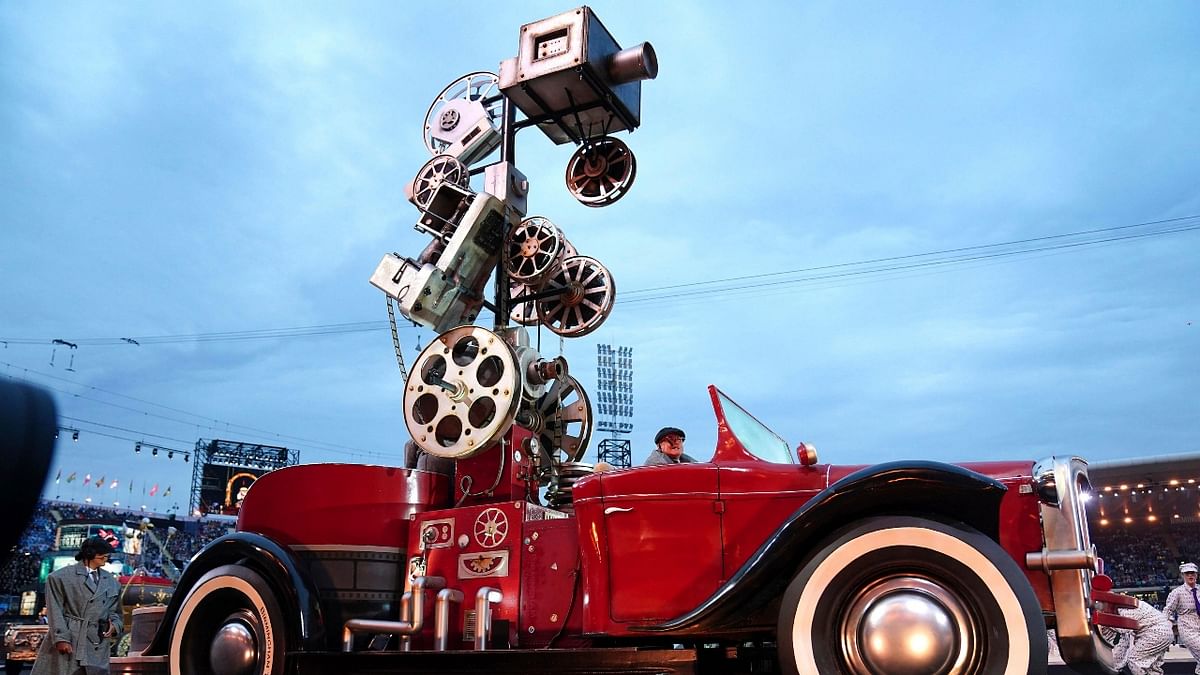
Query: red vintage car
129,385,1122,675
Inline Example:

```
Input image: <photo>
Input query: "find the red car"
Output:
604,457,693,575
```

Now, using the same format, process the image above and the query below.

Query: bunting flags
163,486,172,497
109,479,118,489
129,480,133,494
55,469,61,484
96,475,105,490
82,474,91,486
66,472,76,483
149,484,159,497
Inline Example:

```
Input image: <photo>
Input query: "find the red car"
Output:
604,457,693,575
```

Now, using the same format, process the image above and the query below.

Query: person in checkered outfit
1165,562,1200,674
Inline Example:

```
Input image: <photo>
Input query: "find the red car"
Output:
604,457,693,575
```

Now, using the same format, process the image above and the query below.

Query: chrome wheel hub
209,613,258,675
841,576,975,675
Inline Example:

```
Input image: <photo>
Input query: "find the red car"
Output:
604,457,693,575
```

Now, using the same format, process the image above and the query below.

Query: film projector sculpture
370,7,657,507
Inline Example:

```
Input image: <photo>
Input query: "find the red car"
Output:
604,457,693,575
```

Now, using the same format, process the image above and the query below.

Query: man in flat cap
33,535,123,675
644,426,696,465
1164,561,1200,673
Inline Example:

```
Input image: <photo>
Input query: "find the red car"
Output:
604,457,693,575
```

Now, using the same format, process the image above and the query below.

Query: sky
2,2,1198,513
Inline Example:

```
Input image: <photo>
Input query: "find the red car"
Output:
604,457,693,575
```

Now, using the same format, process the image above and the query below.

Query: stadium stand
0,500,234,602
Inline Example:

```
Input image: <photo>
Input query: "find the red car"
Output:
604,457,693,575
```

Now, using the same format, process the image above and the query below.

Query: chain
385,297,409,381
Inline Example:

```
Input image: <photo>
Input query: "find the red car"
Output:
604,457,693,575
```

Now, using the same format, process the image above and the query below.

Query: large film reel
537,256,616,337
503,216,565,284
409,154,470,211
404,325,522,459
423,72,503,159
565,137,637,207
518,374,593,464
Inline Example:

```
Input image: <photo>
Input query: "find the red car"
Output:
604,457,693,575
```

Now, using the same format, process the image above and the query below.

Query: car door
600,463,722,623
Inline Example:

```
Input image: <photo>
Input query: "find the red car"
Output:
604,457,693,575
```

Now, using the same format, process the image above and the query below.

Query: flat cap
654,427,685,445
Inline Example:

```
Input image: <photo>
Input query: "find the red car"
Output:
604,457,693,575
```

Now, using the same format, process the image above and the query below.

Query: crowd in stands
0,500,234,599
1092,523,1175,588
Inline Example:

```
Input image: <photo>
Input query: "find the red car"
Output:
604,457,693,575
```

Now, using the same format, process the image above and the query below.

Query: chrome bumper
1029,456,1117,674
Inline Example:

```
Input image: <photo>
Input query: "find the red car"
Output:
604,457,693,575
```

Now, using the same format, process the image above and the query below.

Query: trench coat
31,562,123,675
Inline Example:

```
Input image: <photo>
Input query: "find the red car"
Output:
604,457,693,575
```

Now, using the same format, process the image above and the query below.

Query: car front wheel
777,515,1046,675
168,564,287,675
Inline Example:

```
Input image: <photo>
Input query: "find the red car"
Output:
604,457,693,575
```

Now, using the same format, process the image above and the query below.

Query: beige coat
31,562,123,675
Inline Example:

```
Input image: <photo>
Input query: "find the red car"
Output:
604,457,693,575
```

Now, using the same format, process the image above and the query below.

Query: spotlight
135,442,141,454
152,448,158,457
168,451,174,459
72,430,79,442
184,453,190,463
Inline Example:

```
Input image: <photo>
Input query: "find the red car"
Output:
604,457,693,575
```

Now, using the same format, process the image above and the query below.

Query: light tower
595,344,634,467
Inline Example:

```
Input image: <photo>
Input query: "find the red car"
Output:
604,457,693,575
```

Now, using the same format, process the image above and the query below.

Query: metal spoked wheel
777,516,1046,675
410,154,470,211
504,216,565,284
537,256,616,338
534,374,593,462
423,72,503,156
169,564,287,675
403,325,522,459
565,136,637,207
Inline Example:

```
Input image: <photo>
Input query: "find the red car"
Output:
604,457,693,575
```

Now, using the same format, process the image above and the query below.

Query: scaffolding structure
189,439,299,515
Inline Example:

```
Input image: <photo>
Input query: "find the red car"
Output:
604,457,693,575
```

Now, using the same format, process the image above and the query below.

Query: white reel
404,325,522,459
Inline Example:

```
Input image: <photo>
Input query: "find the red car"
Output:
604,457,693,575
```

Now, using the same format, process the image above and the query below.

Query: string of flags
54,469,170,497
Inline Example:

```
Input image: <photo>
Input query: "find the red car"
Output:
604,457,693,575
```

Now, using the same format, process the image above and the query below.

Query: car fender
636,460,1009,634
142,531,326,654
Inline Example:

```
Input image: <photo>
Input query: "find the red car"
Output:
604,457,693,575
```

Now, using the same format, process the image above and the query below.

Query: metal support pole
492,96,519,332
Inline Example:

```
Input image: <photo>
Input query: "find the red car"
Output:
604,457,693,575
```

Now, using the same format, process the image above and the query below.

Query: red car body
135,386,1125,675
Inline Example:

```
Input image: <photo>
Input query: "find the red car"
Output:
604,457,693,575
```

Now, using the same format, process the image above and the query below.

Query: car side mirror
796,442,818,466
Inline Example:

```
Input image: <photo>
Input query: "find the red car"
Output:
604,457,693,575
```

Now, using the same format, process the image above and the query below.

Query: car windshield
716,389,794,464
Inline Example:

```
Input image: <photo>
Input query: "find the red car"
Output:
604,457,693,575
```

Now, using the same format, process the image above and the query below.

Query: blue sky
2,2,1197,510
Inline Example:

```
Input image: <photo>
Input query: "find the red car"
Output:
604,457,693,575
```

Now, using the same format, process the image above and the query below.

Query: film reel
423,72,503,158
509,281,542,326
409,154,470,211
518,374,593,463
564,137,637,208
403,325,522,459
503,216,565,284
537,256,616,338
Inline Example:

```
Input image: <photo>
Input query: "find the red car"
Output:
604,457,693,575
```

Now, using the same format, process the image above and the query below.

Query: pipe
473,587,503,651
1026,548,1098,575
434,588,465,651
342,576,446,651
398,592,413,651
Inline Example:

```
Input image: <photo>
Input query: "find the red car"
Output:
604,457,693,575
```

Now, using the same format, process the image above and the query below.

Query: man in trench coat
32,535,123,675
